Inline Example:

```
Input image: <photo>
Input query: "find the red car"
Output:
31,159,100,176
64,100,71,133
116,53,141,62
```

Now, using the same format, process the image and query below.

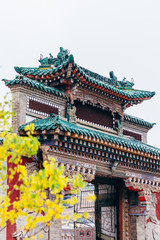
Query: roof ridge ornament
50,113,59,121
38,47,71,68
109,71,134,89
109,71,117,86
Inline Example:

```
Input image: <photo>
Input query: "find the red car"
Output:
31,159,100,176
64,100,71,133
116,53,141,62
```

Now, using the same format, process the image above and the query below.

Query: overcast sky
0,0,160,147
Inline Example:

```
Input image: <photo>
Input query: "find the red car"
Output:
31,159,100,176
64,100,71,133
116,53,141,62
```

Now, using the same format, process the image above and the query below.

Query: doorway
95,183,118,240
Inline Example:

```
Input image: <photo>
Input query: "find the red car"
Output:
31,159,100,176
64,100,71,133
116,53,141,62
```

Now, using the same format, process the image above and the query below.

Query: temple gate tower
3,47,160,240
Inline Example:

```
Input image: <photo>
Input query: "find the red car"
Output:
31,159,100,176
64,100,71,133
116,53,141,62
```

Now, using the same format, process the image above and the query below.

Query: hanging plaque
129,205,147,215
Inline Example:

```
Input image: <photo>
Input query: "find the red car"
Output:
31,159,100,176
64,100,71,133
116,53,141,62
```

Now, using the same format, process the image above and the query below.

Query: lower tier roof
124,114,155,129
19,114,160,157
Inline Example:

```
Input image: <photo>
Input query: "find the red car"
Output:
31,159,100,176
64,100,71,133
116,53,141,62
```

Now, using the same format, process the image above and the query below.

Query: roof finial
109,71,117,81
40,54,43,60
109,71,117,86
49,53,53,59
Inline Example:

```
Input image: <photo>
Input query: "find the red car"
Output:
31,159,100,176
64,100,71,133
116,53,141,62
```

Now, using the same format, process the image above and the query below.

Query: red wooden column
7,157,33,240
7,158,20,240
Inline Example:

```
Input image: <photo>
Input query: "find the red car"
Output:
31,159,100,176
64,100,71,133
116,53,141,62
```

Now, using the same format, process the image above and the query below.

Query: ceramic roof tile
124,114,155,128
3,77,69,99
19,114,160,157
13,47,155,102
75,64,155,98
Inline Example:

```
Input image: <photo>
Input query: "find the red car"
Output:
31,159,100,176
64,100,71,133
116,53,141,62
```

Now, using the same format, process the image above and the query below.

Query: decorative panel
27,97,60,116
123,129,142,141
74,101,113,128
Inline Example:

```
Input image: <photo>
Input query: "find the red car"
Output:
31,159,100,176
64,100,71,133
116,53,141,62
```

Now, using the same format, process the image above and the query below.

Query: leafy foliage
0,95,95,239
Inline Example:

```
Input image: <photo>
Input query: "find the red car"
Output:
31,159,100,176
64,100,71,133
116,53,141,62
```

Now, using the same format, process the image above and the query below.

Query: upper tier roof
14,47,155,105
19,113,160,157
3,76,155,130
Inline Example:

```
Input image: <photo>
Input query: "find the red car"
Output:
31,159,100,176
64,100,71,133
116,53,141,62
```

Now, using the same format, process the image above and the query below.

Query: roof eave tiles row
3,78,69,99
14,61,155,102
124,114,155,129
19,116,160,157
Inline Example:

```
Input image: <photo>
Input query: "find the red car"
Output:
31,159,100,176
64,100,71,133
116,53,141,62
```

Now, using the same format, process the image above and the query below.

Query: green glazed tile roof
13,47,155,102
124,114,155,128
3,76,69,99
14,59,70,76
14,65,155,100
14,50,74,77
19,114,160,157
75,64,155,100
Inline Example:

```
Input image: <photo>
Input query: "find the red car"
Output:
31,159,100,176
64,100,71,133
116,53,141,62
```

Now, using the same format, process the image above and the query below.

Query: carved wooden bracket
57,162,96,182
41,145,96,182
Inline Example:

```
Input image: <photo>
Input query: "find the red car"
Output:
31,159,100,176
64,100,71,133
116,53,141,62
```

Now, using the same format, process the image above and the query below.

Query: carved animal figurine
115,119,123,136
67,104,77,123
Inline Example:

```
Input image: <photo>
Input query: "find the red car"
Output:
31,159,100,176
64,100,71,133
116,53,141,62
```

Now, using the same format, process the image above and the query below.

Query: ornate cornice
125,172,160,204
41,145,96,182
58,162,96,182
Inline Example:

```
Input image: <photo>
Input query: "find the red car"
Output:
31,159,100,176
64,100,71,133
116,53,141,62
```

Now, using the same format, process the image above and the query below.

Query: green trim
19,114,160,156
124,114,155,128
3,76,69,99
